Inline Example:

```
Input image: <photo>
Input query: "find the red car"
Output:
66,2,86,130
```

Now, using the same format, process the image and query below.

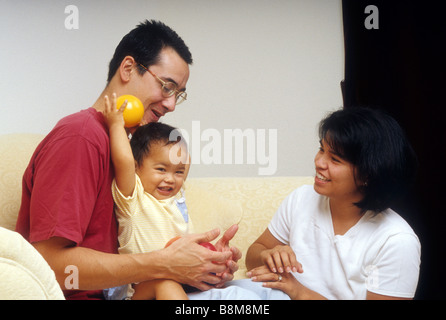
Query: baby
103,94,191,300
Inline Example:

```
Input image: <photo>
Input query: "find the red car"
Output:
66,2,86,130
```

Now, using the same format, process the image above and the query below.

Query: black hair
107,20,193,83
318,107,418,213
130,122,186,167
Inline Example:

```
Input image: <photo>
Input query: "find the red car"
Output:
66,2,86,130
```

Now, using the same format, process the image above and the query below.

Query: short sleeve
268,188,301,245
111,175,140,219
29,136,105,245
366,232,421,298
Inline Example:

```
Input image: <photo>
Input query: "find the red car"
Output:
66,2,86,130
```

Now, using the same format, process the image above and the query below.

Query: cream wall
0,0,344,178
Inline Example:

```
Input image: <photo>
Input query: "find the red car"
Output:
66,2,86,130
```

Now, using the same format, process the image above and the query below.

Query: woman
245,107,421,300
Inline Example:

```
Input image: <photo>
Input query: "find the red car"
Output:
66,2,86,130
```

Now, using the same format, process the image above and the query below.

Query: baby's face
136,142,188,200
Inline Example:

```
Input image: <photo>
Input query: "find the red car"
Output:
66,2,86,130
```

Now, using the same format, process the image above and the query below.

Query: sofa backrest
0,133,65,300
0,133,44,231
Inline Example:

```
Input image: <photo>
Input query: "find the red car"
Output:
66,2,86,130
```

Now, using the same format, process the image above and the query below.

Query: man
16,20,240,300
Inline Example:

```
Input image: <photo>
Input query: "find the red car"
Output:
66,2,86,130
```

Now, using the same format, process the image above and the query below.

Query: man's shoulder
50,108,108,145
57,108,104,131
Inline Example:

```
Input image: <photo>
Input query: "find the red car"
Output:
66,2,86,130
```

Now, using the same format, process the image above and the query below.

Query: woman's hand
260,245,303,274
247,265,300,298
247,265,326,300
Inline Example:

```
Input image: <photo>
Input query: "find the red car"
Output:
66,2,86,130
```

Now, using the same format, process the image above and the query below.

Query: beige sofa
0,133,314,299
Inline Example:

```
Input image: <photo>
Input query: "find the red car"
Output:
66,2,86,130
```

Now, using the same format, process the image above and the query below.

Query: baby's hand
260,245,303,274
102,93,127,129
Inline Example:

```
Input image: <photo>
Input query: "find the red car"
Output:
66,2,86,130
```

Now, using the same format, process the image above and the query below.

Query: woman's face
313,138,364,204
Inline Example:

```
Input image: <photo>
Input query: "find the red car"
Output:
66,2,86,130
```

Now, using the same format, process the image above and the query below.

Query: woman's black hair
319,107,418,213
130,122,185,167
107,20,193,83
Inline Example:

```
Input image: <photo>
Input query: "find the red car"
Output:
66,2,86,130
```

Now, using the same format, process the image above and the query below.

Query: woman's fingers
248,265,281,282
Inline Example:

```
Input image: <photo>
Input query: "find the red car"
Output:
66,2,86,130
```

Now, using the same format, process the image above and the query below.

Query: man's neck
92,86,116,112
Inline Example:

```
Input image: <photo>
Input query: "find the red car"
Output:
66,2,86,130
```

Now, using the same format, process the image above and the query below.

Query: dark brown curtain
342,0,446,299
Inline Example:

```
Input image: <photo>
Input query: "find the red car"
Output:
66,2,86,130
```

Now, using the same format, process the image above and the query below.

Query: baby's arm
102,94,136,196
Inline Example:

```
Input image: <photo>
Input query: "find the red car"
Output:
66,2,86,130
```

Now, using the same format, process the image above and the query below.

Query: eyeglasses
138,63,187,105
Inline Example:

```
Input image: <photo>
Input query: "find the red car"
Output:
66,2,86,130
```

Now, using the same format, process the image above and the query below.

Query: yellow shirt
112,175,193,254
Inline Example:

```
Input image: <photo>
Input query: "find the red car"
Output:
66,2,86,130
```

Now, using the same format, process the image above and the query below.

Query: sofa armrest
0,227,64,299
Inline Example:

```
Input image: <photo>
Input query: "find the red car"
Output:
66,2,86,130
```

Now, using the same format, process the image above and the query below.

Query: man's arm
33,228,233,291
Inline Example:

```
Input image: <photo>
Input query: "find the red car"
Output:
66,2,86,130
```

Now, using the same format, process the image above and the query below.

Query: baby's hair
130,122,186,167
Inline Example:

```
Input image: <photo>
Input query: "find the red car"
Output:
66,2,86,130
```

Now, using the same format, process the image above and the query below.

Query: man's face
130,47,190,124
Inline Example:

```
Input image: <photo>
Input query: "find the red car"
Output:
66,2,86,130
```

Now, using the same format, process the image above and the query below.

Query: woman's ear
118,56,136,83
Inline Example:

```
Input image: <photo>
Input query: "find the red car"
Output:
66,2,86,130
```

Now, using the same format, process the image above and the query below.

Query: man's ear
119,56,136,83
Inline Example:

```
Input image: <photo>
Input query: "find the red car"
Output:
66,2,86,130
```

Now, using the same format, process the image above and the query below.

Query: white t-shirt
268,185,421,299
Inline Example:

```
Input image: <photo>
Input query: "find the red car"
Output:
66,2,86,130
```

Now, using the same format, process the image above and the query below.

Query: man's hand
161,228,233,291
214,224,241,287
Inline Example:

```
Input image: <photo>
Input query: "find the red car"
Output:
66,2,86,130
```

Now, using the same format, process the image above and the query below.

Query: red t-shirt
16,108,118,300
